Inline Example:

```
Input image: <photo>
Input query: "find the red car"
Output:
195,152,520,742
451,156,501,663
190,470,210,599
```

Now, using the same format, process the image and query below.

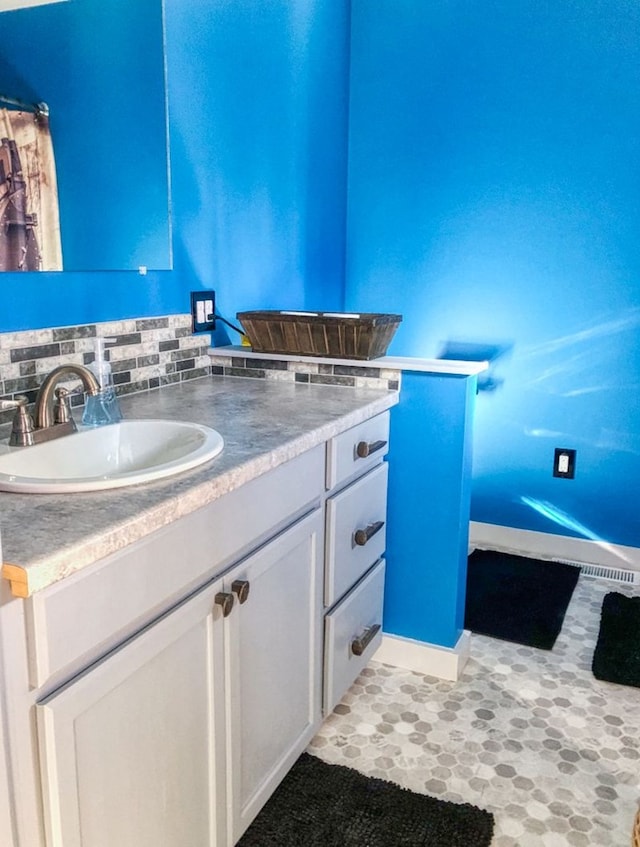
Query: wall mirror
0,0,172,272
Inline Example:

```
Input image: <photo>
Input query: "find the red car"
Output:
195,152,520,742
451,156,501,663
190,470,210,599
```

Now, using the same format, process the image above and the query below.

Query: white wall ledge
210,345,488,376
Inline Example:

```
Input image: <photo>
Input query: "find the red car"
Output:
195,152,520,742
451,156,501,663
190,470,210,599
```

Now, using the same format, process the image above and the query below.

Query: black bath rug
465,549,580,650
237,753,494,847
592,592,640,688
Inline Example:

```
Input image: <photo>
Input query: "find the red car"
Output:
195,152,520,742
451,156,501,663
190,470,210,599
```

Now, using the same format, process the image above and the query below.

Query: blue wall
385,372,476,647
346,0,640,549
164,0,349,332
1,0,349,332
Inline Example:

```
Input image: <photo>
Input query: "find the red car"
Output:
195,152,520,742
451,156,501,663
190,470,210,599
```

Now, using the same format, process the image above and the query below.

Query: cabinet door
36,580,227,847
225,510,323,845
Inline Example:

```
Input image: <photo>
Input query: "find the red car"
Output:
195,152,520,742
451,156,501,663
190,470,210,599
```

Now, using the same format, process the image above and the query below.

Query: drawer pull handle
215,592,235,617
356,439,387,459
354,520,384,547
232,579,251,604
351,624,381,656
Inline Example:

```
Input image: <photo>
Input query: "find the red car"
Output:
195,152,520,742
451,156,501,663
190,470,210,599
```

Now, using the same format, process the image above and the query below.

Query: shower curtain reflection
0,108,62,271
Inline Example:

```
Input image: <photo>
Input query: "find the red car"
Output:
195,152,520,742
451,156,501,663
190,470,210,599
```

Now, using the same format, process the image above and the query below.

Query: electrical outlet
191,290,216,333
553,448,576,479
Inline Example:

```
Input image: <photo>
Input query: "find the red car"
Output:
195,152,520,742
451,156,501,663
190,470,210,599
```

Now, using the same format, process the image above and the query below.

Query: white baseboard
469,521,640,573
373,630,471,681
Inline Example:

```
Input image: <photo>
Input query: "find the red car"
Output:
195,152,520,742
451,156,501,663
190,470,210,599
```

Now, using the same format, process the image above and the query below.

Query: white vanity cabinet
35,509,323,847
0,400,395,847
322,411,390,714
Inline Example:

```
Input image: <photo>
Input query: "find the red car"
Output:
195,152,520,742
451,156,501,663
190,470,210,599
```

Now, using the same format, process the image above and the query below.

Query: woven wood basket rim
237,310,403,325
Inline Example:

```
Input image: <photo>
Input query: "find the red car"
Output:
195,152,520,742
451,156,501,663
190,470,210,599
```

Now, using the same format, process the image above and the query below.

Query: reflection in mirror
0,0,172,271
0,102,62,270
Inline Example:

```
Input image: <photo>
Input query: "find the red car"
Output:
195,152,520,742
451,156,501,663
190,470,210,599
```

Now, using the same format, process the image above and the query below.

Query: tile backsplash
208,351,401,392
0,315,210,424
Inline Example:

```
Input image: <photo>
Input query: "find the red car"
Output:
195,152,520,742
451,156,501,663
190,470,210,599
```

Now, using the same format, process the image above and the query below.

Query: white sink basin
0,419,224,493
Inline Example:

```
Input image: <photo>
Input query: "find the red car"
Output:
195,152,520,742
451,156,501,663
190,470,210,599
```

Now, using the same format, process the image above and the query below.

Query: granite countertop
0,376,398,597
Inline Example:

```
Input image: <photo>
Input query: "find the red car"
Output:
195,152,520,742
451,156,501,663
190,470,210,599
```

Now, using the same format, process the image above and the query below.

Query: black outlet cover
553,448,576,479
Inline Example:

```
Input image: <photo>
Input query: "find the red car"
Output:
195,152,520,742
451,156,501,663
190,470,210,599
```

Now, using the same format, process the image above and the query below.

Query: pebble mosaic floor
309,574,640,846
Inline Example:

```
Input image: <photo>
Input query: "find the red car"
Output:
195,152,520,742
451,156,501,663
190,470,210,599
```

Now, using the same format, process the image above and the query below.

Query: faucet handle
8,396,35,447
0,395,28,412
54,387,73,424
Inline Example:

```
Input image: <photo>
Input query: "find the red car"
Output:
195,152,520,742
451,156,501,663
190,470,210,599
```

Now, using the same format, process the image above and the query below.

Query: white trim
210,346,487,376
0,1,66,10
373,630,471,681
469,521,640,573
377,356,488,375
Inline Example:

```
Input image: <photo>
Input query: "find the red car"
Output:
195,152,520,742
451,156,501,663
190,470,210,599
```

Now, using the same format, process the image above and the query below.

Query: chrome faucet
4,364,101,447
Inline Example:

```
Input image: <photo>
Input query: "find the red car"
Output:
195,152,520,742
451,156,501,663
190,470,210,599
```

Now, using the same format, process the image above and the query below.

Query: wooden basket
633,807,640,847
236,311,402,361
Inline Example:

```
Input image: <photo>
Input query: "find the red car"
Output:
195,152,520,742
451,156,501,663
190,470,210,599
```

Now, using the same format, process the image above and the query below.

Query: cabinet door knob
351,624,381,656
231,579,250,604
214,592,235,617
356,439,387,459
354,520,385,547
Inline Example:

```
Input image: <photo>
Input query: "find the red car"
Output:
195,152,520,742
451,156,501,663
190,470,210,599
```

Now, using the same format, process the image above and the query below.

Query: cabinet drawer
325,462,388,608
26,446,324,689
326,411,389,491
323,559,385,715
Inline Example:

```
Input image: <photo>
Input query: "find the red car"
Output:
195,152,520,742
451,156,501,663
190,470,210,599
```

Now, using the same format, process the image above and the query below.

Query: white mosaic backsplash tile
209,351,401,392
0,315,211,423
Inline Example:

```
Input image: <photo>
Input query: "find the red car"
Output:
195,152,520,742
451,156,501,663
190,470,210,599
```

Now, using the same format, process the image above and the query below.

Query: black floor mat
465,550,580,649
238,753,494,847
592,592,640,688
